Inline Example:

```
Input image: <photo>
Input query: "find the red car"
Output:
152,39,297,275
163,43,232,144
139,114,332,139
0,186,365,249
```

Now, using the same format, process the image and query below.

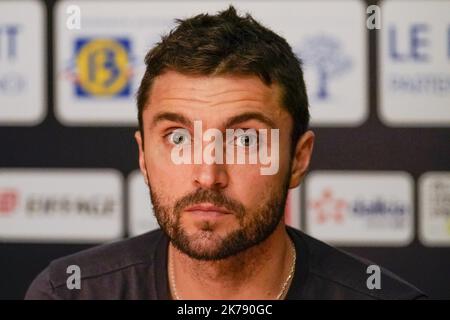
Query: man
26,6,425,300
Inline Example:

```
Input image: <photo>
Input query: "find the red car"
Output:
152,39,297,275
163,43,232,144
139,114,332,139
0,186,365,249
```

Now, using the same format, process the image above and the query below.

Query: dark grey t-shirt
25,227,426,300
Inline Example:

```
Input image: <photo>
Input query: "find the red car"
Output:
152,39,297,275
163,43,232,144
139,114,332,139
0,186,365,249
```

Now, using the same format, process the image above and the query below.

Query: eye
167,129,191,146
235,132,258,148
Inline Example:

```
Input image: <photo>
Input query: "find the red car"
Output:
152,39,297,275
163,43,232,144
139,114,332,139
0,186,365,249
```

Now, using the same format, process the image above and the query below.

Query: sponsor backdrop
0,0,449,299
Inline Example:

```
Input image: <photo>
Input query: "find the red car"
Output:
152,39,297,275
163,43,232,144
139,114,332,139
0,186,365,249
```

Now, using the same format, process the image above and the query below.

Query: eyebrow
224,112,276,129
151,112,193,128
150,111,276,129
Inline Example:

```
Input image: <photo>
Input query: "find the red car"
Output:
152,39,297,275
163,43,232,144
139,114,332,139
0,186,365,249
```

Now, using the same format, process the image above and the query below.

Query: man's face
136,71,303,260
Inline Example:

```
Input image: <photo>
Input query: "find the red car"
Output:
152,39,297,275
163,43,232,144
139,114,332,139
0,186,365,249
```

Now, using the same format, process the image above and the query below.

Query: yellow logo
75,39,130,96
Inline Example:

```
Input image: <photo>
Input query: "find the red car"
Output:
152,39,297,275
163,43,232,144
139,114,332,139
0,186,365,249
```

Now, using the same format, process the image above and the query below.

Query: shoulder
288,227,426,300
25,229,165,299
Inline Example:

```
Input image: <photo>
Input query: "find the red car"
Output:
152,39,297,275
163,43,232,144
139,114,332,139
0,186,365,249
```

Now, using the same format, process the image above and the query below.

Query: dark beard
149,175,291,261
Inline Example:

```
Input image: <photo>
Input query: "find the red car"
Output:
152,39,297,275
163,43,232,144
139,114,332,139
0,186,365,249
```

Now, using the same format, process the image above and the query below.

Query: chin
188,229,222,246
180,230,227,259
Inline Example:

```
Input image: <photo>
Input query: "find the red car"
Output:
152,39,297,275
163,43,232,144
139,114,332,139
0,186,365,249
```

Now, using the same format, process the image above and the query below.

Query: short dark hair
137,6,309,150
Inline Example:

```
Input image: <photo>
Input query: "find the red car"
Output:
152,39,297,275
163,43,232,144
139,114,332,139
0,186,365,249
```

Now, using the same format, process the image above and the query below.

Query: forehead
144,70,288,123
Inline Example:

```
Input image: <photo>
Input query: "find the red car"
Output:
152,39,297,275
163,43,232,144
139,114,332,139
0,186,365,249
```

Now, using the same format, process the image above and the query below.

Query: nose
193,162,229,190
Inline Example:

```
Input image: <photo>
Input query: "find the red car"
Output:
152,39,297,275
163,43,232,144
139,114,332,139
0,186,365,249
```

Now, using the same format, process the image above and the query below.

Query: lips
184,203,233,217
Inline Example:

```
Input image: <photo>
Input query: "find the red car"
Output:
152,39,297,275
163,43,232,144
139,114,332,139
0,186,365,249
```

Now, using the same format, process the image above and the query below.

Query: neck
168,223,294,300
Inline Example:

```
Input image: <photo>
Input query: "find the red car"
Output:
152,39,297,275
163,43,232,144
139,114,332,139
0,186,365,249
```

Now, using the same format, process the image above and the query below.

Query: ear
134,131,149,185
289,130,315,188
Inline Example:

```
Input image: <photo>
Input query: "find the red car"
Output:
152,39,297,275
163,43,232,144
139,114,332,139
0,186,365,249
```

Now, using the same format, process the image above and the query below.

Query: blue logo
387,24,450,95
0,24,26,94
297,35,352,101
0,24,20,61
66,38,133,98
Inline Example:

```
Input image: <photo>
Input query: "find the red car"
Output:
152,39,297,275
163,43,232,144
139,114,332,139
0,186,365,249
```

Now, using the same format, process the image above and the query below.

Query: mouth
184,203,233,219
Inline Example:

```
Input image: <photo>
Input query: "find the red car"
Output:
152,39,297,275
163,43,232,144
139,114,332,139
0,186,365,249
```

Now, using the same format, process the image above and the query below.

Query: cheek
226,132,292,206
228,164,287,206
144,143,186,193
145,136,172,164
